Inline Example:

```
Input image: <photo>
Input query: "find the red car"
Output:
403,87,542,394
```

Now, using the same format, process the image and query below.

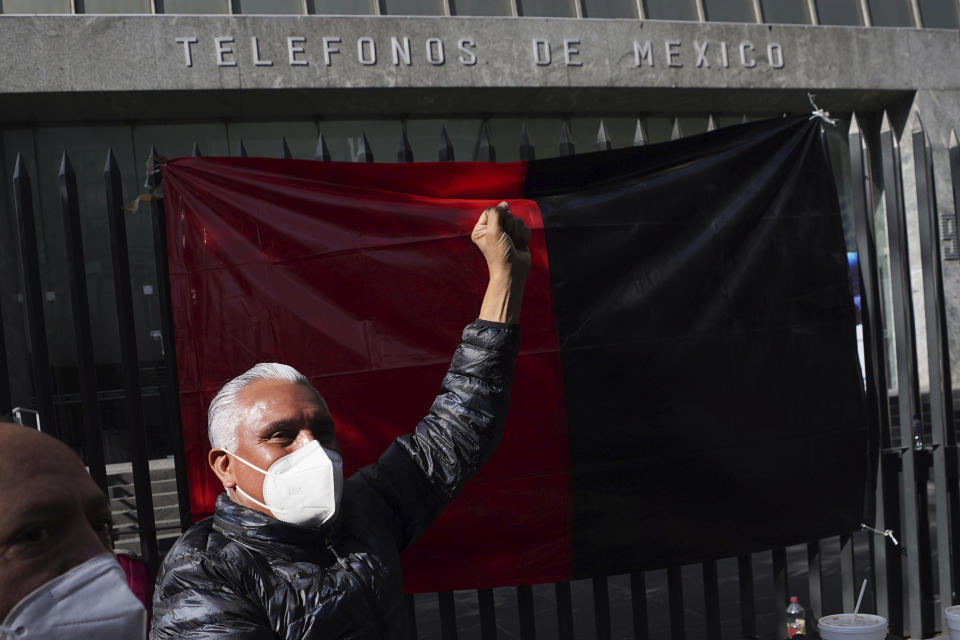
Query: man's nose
293,429,316,448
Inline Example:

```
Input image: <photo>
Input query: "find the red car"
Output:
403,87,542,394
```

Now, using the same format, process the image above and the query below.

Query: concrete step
114,518,183,538
105,457,177,485
111,488,181,505
113,503,182,529
110,489,180,512
105,458,186,560
114,519,184,558
115,530,183,545
109,477,178,499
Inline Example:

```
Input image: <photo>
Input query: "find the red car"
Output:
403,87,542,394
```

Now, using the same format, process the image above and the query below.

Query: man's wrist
478,274,526,323
488,265,529,285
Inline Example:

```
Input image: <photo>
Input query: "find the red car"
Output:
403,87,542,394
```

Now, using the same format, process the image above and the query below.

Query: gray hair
207,362,321,451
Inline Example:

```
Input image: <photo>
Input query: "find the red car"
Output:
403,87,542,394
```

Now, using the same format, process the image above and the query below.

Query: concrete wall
0,15,955,120
2,14,959,401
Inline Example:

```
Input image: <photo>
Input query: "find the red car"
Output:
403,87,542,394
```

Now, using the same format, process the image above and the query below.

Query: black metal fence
3,113,958,639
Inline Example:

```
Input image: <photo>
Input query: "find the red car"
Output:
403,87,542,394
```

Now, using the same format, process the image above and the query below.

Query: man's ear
208,449,236,489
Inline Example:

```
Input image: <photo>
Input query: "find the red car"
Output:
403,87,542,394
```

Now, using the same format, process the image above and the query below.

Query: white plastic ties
861,523,899,546
126,157,167,212
808,93,838,126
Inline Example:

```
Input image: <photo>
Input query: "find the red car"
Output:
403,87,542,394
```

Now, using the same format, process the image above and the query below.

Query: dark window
308,0,377,13
643,0,698,20
517,0,576,16
704,0,756,22
1,0,72,12
815,0,862,24
236,0,304,13
918,0,958,27
159,0,229,12
381,0,444,15
761,0,810,23
450,0,512,15
867,0,915,26
583,0,637,18
81,0,151,12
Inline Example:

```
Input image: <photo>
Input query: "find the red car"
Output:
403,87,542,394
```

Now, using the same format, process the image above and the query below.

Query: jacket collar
212,493,337,561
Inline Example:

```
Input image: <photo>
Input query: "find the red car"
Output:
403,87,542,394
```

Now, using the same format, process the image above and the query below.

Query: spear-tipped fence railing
13,155,57,439
5,115,959,638
59,153,107,493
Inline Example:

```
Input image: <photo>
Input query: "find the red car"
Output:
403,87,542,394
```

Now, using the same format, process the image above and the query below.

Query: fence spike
13,152,26,179
12,153,57,438
59,149,72,178
315,133,331,161
438,125,454,162
0,299,7,416
558,120,575,156
477,123,496,162
280,136,292,159
58,150,107,493
105,147,120,173
356,132,374,163
236,139,248,158
142,145,192,530
910,109,924,136
597,120,612,151
633,119,647,146
519,124,536,161
670,118,683,140
104,145,159,576
191,142,202,158
849,112,862,137
707,114,718,132
397,124,414,162
880,111,897,148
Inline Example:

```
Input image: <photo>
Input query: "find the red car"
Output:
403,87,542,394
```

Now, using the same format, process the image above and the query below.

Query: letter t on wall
176,36,198,67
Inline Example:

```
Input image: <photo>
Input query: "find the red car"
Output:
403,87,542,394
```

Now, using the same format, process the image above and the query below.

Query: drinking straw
853,579,868,620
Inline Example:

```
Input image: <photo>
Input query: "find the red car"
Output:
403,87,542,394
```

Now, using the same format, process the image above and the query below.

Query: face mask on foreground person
0,423,147,639
0,552,146,639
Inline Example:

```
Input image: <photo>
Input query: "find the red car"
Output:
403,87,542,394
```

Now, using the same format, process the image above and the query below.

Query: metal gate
2,111,958,638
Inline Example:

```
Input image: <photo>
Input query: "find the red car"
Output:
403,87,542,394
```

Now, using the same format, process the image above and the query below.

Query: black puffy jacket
151,321,519,639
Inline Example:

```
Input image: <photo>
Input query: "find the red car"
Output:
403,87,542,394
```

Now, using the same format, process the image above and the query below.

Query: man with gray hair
152,202,530,639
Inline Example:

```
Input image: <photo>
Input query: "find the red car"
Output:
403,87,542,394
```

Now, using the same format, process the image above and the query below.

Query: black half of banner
526,116,868,576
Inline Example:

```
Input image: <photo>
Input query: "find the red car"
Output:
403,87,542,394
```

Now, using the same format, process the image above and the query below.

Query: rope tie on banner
124,156,167,213
861,523,899,546
808,93,838,126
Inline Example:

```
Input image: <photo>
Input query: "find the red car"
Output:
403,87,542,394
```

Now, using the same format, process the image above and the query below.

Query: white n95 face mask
0,552,146,639
226,439,344,528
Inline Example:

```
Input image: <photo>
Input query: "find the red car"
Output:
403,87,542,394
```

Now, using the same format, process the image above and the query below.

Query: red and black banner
162,116,867,592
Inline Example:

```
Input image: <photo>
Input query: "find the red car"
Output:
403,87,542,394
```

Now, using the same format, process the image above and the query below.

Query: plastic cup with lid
945,605,960,640
818,613,887,640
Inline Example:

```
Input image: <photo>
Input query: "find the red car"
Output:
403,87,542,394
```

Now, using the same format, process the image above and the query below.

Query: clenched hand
472,201,530,324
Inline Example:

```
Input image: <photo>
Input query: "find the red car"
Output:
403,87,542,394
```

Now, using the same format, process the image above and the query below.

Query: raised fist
471,201,531,280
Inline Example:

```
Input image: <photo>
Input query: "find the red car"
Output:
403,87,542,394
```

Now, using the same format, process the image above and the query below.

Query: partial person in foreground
151,202,531,638
0,423,148,639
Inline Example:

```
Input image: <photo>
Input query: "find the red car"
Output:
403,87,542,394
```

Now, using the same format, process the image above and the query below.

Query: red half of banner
162,158,573,589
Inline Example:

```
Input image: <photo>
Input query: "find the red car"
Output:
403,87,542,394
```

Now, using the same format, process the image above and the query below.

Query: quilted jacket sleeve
362,319,521,549
151,543,274,639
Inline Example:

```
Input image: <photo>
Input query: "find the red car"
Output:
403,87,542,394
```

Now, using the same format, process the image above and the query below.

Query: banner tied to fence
162,115,868,591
